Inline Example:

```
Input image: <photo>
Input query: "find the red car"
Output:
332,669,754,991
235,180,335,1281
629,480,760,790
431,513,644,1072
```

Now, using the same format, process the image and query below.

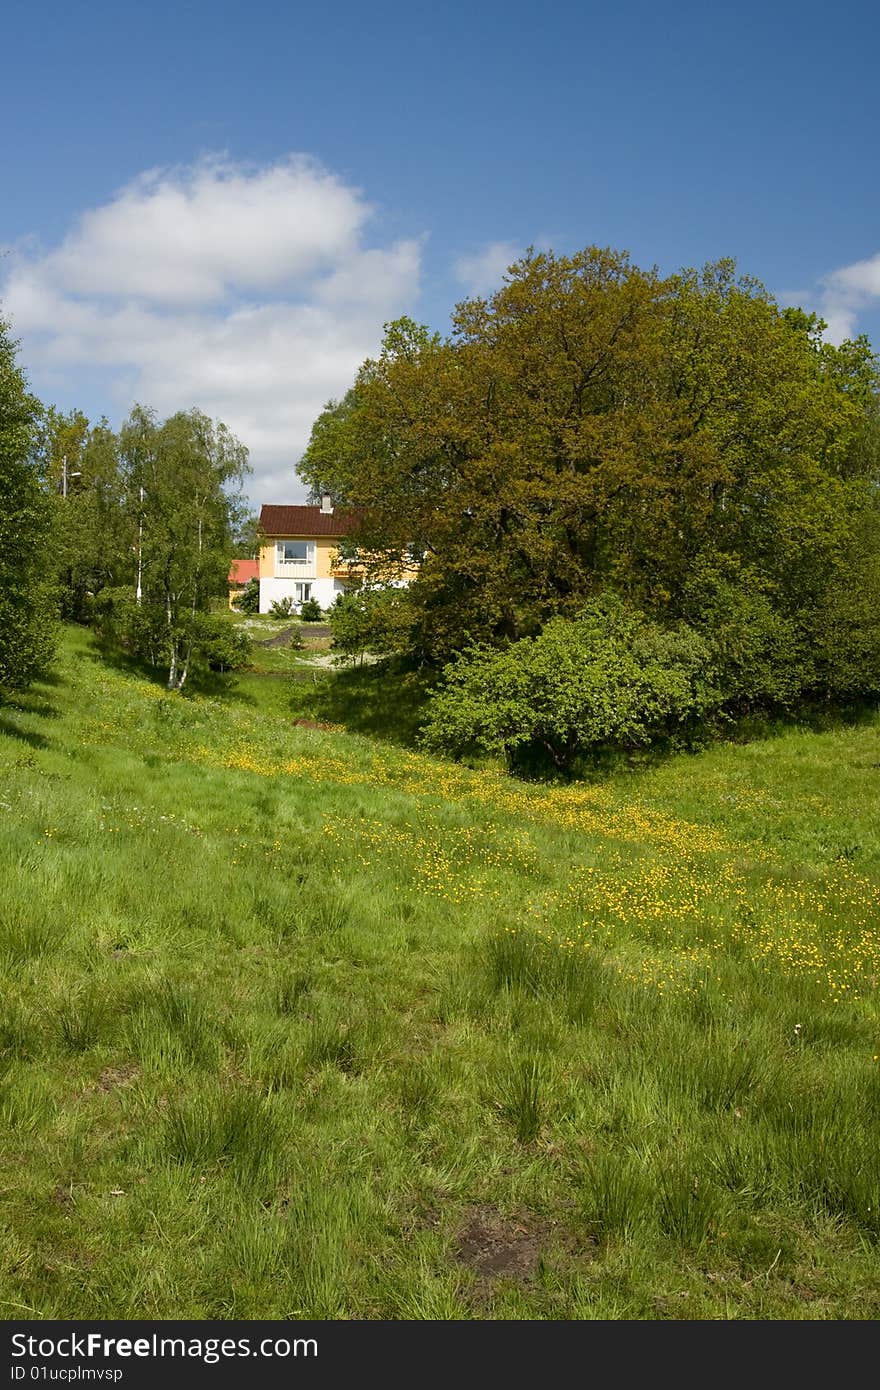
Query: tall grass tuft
276,971,311,1015
0,910,57,967
486,929,606,1024
396,1059,439,1129
581,1152,649,1239
55,993,104,1054
656,1160,722,1244
304,1016,358,1073
126,979,220,1070
0,1002,38,1063
498,1054,545,1143
162,1086,282,1186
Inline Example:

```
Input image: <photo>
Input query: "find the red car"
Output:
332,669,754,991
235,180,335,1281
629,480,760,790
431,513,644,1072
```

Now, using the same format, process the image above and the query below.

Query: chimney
320,493,333,514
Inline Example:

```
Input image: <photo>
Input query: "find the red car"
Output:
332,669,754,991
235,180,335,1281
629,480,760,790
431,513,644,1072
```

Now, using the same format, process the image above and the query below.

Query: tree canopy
0,317,54,691
40,408,129,622
113,405,251,688
300,249,880,668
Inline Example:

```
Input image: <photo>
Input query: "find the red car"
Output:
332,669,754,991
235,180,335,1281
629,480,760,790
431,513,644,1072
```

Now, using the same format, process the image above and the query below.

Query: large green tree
41,408,129,621
300,250,880,667
116,406,250,689
0,317,54,691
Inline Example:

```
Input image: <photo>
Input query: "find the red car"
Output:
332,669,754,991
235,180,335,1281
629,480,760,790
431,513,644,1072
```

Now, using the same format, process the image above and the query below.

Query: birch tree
119,406,249,689
41,408,128,621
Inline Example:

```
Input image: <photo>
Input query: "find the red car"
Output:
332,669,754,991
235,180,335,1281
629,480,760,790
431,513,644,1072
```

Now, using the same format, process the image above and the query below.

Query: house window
294,583,312,602
277,541,312,564
279,542,310,564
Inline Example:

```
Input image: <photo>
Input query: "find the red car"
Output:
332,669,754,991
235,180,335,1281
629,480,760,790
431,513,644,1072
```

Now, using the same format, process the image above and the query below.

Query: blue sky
2,0,878,501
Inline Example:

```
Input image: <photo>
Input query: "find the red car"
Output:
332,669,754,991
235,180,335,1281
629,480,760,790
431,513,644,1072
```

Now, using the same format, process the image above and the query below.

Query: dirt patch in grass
255,626,302,649
95,1064,140,1094
455,1204,552,1282
453,1203,596,1313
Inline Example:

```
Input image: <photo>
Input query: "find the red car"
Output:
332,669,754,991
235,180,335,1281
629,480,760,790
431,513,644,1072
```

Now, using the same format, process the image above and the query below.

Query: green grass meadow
2,626,880,1319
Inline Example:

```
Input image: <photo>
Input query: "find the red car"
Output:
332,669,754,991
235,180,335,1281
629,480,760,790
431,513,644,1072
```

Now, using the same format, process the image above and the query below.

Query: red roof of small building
259,504,361,538
228,558,259,585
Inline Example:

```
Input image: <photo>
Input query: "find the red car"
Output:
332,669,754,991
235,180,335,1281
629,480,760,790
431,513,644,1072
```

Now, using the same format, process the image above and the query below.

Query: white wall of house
258,575,348,614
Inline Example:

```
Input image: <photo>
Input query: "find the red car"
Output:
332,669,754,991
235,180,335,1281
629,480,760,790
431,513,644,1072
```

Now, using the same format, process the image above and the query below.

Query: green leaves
0,317,54,691
419,595,714,770
113,406,251,688
299,248,880,669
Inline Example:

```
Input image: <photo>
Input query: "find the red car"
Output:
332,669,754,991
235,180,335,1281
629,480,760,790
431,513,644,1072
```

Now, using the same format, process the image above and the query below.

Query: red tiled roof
228,558,259,585
259,504,362,538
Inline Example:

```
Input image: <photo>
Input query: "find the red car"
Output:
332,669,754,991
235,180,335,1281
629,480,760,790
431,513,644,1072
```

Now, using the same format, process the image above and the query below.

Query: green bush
329,587,412,664
803,519,880,701
269,597,296,620
299,597,323,622
681,565,809,710
194,616,252,673
94,590,251,675
94,587,164,666
237,577,260,614
419,595,716,770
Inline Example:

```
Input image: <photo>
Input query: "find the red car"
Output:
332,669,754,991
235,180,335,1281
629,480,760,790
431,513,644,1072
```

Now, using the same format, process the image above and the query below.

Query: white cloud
453,240,521,296
33,156,369,307
817,251,880,345
1,156,423,501
831,253,880,298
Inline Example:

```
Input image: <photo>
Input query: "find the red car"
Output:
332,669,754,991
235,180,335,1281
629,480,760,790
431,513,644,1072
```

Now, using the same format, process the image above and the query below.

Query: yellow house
257,498,363,614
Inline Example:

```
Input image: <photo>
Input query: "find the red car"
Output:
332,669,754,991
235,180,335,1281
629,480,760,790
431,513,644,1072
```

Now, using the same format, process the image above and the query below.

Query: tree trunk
177,639,193,690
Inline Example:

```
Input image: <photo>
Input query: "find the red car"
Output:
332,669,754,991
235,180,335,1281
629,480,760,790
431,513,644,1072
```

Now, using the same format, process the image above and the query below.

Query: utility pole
60,455,81,497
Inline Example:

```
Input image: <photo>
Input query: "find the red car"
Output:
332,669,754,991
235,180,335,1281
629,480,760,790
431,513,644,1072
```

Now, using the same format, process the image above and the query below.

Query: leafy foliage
420,596,715,769
299,597,323,622
231,510,260,559
804,513,880,699
39,410,129,623
115,406,250,688
236,577,261,614
97,595,252,678
301,250,880,674
0,318,54,690
193,616,252,673
329,587,413,665
680,563,809,711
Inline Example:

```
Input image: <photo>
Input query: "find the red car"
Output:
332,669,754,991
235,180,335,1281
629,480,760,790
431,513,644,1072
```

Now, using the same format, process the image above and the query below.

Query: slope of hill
2,627,879,1318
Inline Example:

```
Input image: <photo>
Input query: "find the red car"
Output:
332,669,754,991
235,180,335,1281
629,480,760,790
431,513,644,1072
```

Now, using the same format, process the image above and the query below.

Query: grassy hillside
1,627,880,1319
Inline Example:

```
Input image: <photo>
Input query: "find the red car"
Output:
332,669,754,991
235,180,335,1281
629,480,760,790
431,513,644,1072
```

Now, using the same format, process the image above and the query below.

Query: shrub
194,616,252,673
93,587,165,666
269,597,296,620
329,587,412,664
94,591,251,675
681,564,809,710
299,597,323,622
803,519,880,701
237,577,260,614
419,594,715,770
